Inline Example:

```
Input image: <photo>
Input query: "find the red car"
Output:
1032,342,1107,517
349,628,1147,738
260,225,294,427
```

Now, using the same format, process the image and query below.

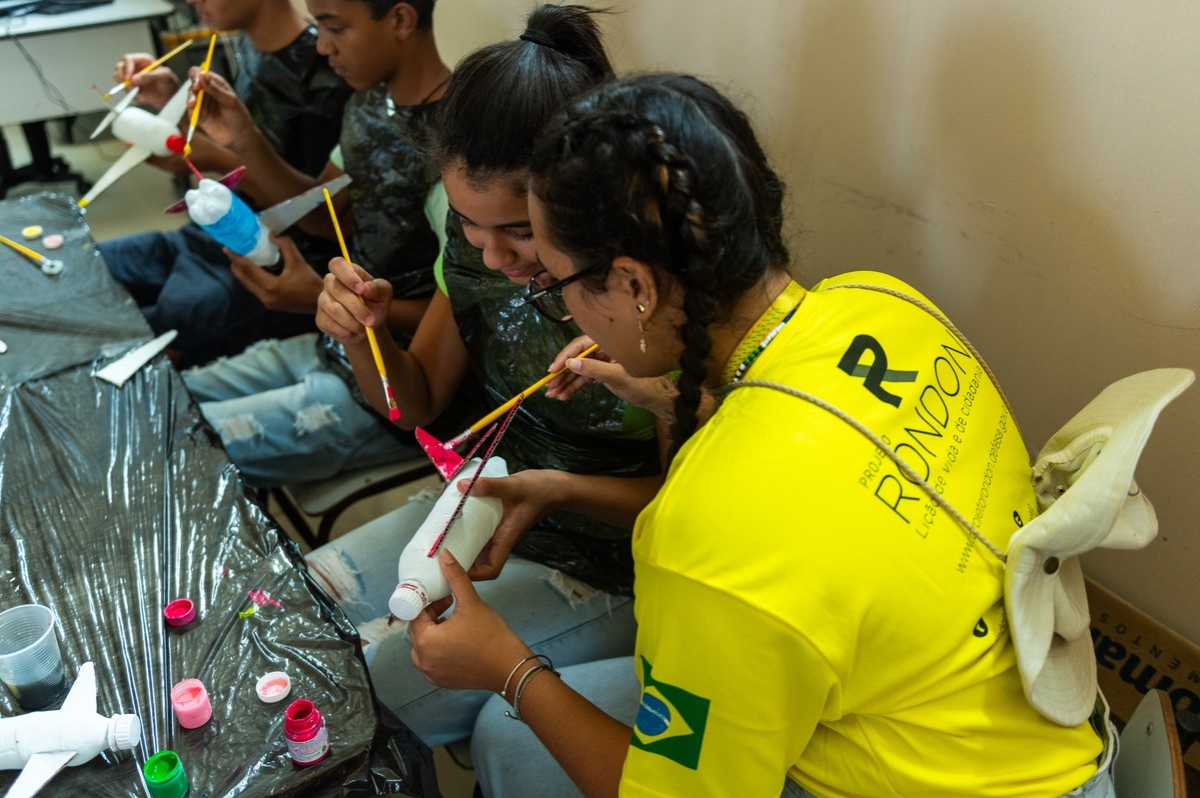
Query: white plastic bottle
185,178,280,268
388,457,508,621
0,662,141,771
110,106,184,157
0,711,139,770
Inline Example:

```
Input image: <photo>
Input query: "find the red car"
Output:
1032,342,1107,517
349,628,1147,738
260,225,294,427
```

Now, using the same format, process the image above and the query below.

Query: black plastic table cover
0,192,438,797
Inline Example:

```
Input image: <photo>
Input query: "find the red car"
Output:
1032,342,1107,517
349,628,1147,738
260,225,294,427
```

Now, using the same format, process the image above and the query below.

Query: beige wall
334,1,1200,642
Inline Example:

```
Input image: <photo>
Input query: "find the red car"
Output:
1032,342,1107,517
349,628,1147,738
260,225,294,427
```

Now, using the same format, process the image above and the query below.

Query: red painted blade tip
414,426,464,481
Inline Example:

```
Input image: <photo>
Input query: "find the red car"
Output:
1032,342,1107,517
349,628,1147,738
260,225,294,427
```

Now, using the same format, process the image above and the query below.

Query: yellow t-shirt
621,272,1101,797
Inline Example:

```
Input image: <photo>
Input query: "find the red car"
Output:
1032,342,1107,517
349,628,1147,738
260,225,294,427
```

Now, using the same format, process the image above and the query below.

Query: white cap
1005,368,1193,726
388,581,429,622
255,671,292,703
108,714,142,751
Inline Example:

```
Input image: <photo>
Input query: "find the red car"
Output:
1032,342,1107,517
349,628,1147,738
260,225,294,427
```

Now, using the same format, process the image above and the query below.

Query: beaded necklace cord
722,281,806,384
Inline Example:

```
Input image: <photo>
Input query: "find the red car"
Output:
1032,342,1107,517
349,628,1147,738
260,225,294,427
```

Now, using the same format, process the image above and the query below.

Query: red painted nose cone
166,134,185,153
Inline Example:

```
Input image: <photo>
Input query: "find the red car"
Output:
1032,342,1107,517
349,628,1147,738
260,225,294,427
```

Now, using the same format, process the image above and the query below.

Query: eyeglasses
522,265,601,324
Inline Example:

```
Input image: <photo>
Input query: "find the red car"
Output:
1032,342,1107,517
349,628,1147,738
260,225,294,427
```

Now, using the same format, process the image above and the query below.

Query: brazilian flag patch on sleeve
630,657,710,770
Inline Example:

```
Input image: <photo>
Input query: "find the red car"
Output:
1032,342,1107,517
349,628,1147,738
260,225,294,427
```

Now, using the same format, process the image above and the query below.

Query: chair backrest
270,457,437,550
1114,689,1187,798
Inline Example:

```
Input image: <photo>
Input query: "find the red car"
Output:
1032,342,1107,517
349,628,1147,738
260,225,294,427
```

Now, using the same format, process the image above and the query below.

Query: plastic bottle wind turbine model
0,661,141,798
75,82,194,209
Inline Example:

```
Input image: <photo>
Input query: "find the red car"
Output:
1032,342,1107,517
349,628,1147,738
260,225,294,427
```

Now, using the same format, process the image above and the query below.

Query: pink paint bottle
171,678,212,729
284,699,330,766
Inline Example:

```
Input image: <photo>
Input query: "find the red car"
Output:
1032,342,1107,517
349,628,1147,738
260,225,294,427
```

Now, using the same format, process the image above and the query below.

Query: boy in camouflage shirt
99,0,352,367
175,0,452,486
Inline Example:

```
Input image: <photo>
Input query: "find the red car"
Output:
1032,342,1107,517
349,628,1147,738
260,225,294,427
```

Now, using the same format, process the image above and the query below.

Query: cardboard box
1087,576,1199,793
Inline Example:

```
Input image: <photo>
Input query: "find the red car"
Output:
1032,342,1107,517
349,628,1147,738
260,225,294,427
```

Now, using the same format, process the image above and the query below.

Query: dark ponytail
435,5,614,184
530,73,790,459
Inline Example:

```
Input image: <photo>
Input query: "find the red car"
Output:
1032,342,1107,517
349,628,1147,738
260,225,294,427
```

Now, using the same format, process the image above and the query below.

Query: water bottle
185,178,280,268
388,457,507,621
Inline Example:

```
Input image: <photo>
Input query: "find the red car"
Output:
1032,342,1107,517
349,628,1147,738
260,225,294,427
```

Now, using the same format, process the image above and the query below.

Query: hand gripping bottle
185,178,280,268
388,457,507,621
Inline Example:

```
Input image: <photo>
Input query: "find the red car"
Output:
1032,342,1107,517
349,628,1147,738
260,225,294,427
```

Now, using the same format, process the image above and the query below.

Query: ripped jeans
182,333,417,485
305,490,637,747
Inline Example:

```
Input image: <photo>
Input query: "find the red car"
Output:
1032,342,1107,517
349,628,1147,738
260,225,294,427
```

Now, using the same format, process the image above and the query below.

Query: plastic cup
0,604,67,710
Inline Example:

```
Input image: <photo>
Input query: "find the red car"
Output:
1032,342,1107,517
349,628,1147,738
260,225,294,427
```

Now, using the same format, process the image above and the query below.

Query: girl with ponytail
310,5,664,753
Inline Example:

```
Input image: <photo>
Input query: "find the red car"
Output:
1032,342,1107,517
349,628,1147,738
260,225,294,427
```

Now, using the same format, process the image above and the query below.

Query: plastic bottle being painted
111,107,185,157
388,457,507,621
185,178,280,268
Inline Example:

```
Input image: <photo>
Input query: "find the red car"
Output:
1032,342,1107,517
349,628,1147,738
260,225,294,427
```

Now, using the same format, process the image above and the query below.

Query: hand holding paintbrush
181,69,262,157
323,189,403,421
183,33,219,158
105,40,193,103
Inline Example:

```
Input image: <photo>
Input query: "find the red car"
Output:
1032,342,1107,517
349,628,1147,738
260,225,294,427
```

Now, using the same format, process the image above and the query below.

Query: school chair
270,456,437,550
1114,688,1187,798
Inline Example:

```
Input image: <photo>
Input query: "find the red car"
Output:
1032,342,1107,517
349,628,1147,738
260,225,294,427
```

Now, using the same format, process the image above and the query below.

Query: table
0,192,437,797
0,0,174,126
1,0,175,199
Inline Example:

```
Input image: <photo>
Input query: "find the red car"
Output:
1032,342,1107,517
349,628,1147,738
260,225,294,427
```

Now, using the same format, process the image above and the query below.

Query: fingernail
566,358,580,372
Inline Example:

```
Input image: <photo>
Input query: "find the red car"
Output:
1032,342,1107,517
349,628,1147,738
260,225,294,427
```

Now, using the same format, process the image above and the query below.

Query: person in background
406,73,1116,798
307,4,664,755
100,0,352,367
172,0,450,485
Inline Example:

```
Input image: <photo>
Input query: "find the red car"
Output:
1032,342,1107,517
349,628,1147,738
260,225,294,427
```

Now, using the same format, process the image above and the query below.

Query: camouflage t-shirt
338,85,441,299
230,28,350,266
440,215,661,596
317,88,444,439
232,28,351,179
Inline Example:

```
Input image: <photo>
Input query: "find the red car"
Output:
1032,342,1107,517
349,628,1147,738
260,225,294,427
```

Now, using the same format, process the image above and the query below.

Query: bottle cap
388,581,428,622
170,678,212,729
163,598,195,626
255,671,291,703
108,713,142,751
144,750,189,798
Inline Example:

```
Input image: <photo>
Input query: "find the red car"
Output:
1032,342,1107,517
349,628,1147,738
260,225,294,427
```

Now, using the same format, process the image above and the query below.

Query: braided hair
435,5,614,188
530,73,790,458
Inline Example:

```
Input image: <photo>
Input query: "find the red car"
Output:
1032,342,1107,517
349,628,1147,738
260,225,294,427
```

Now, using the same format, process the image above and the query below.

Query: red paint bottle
283,699,330,766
